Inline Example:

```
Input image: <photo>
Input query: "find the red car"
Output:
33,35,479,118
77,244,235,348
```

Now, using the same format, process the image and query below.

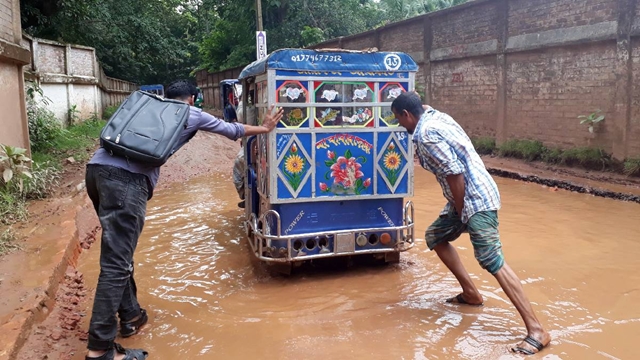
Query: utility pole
256,0,263,31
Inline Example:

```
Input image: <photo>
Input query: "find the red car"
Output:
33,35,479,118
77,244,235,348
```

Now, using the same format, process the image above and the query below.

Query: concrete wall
0,0,30,150
23,36,137,125
197,0,640,160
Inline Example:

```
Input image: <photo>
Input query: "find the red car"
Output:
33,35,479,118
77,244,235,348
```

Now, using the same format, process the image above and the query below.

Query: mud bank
487,168,640,203
0,193,98,360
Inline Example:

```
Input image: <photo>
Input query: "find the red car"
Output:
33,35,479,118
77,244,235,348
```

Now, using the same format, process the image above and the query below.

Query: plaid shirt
412,107,501,223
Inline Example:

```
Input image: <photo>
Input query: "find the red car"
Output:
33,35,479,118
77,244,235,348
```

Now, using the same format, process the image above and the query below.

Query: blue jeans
85,165,148,350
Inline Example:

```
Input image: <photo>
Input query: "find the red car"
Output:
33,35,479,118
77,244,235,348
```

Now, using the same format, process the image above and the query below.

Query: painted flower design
287,108,305,126
285,154,304,174
320,149,370,195
327,150,335,160
383,151,401,171
381,142,404,186
281,143,307,191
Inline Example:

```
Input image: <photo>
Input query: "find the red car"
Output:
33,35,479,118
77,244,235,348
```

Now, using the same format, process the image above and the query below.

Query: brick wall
379,20,423,54
630,40,640,156
506,43,617,148
342,33,376,50
0,0,13,42
508,0,618,36
432,56,498,137
432,1,498,49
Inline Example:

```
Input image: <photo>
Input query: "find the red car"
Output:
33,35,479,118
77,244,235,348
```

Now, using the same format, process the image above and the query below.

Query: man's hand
262,104,284,131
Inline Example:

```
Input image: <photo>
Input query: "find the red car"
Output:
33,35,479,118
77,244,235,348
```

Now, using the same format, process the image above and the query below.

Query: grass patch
103,105,119,120
558,147,611,170
0,227,21,256
471,137,496,155
623,158,640,176
541,147,563,164
32,117,106,167
497,139,546,161
0,191,27,225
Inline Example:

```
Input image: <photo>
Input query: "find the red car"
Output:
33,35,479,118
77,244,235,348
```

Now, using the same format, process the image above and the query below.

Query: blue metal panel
239,49,419,79
273,198,404,236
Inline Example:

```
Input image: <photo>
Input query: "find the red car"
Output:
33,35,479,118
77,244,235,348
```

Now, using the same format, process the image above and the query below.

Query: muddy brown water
74,171,640,359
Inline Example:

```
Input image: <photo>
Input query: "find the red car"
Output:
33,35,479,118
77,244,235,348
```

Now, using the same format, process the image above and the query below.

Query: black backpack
100,91,190,167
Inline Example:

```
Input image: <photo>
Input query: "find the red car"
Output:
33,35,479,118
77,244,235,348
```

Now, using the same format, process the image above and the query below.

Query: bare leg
433,242,483,305
493,262,551,353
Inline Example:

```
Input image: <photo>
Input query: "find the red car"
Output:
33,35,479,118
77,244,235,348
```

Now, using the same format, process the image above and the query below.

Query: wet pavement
74,171,640,359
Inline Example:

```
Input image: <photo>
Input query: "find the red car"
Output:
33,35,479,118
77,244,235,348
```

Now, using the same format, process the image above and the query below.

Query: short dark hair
166,80,197,100
391,92,424,118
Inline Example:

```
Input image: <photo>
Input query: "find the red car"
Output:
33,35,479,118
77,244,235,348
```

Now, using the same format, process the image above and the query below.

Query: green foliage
559,147,610,170
300,26,326,48
497,139,546,161
471,137,496,155
32,117,106,165
103,105,120,120
578,109,605,133
0,145,33,194
623,158,640,176
22,0,200,84
541,147,563,164
0,191,27,225
23,162,61,200
25,83,63,152
0,145,32,226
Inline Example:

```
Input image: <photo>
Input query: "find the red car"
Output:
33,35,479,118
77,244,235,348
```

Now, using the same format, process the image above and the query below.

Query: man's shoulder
189,106,203,117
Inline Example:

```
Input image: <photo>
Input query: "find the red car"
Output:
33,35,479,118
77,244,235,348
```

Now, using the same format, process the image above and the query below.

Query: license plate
335,233,355,253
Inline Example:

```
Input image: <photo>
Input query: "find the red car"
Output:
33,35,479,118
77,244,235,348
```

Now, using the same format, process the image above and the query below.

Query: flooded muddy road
73,171,640,359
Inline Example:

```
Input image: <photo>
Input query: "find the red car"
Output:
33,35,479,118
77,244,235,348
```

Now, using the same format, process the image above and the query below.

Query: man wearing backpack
84,80,283,360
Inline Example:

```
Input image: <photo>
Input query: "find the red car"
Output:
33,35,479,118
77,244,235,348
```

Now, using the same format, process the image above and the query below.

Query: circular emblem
383,54,402,71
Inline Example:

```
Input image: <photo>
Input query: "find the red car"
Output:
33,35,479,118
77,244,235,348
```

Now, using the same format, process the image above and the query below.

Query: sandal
115,343,149,360
445,293,484,306
85,343,149,360
512,335,547,355
120,308,148,338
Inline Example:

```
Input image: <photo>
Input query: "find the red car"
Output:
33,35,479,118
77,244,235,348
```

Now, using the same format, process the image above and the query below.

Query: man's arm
446,174,465,216
199,104,283,139
423,132,466,215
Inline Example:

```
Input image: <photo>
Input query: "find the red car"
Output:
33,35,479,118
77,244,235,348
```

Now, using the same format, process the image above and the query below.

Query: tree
21,0,199,84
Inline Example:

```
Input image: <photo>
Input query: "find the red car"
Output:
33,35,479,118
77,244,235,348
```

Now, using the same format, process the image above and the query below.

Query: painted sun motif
285,154,305,174
383,151,401,170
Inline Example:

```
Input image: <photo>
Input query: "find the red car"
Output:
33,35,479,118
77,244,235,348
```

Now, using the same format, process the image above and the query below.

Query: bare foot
445,293,484,306
512,331,551,355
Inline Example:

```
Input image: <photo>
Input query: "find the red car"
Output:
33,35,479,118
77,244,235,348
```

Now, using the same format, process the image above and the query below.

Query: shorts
425,210,505,274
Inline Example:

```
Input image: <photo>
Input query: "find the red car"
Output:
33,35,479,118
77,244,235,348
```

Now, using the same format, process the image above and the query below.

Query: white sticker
352,88,368,100
383,54,402,71
285,87,302,100
388,87,403,99
321,89,339,102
